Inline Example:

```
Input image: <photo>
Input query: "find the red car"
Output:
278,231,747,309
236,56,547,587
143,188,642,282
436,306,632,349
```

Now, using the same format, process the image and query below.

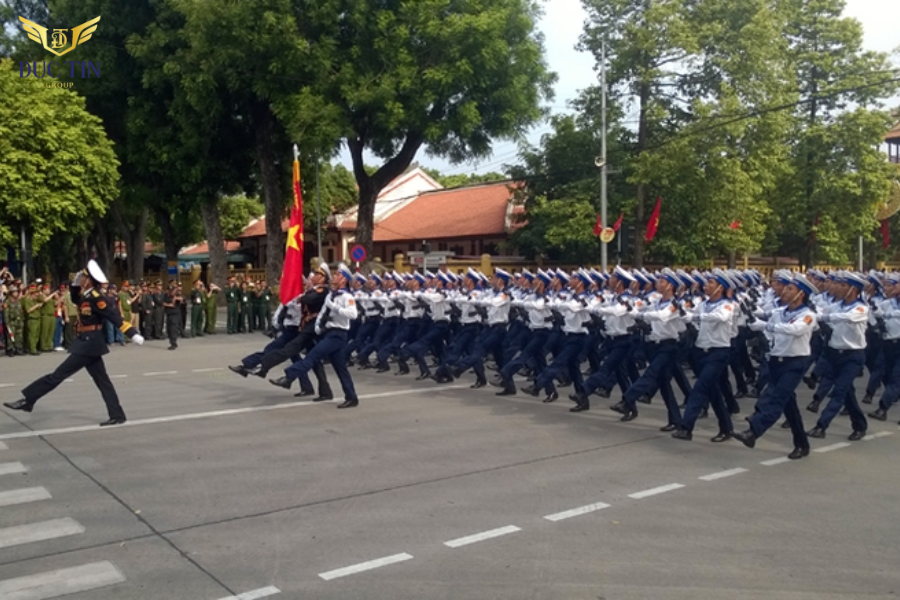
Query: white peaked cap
87,259,108,284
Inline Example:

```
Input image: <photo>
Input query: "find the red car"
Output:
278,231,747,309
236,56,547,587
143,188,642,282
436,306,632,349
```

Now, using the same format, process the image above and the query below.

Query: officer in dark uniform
152,281,166,339
163,285,183,350
2,260,145,426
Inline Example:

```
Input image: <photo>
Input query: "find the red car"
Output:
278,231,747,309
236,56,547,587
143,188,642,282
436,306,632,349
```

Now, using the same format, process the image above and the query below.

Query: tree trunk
91,220,112,274
200,199,229,294
111,202,148,282
347,131,425,265
633,80,650,269
155,207,180,286
252,102,286,285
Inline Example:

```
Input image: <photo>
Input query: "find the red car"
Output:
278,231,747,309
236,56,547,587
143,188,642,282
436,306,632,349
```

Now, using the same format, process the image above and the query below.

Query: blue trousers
377,317,422,365
624,340,681,426
457,324,507,381
679,347,733,434
500,328,549,386
345,317,380,360
748,356,808,448
535,333,586,395
242,329,299,368
876,339,900,410
816,348,867,432
582,336,632,396
402,320,450,374
442,323,480,366
359,317,399,362
286,329,357,401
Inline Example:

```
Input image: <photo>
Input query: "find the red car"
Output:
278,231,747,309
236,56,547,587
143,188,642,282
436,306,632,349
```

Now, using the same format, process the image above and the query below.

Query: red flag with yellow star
280,145,304,304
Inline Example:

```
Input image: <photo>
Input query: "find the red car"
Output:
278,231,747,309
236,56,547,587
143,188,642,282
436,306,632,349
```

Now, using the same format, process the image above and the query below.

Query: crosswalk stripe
0,462,27,476
0,518,85,550
217,585,281,600
0,487,51,507
0,561,124,599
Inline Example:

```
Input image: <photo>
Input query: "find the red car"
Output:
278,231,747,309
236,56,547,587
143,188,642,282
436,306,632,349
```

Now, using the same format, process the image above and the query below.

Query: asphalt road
0,333,898,600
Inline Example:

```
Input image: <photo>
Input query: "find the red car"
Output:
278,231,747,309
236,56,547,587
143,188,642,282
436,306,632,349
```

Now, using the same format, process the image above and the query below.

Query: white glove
132,334,145,346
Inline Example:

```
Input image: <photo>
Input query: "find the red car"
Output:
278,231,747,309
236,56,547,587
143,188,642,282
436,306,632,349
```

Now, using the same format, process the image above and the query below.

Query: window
438,242,447,251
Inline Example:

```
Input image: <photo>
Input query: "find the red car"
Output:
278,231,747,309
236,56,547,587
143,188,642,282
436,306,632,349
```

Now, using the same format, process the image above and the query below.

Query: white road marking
814,442,851,453
0,487,51,507
143,371,178,376
760,457,791,466
544,502,610,522
873,431,893,438
444,525,521,548
0,383,15,388
193,368,224,373
0,386,470,441
217,585,280,600
627,483,684,499
0,561,125,599
63,379,74,383
318,553,413,581
109,374,128,379
0,518,85,549
698,468,748,482
0,462,27,476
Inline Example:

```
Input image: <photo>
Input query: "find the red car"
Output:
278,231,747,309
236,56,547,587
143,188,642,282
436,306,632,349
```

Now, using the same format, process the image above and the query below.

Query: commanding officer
3,260,145,426
270,264,360,408
225,277,239,334
808,271,869,440
2,287,24,356
151,281,166,339
22,284,42,355
190,280,207,337
672,270,735,442
733,275,816,459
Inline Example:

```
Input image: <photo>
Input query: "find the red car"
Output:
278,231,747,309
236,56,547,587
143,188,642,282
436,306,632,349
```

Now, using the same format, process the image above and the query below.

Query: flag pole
600,39,608,272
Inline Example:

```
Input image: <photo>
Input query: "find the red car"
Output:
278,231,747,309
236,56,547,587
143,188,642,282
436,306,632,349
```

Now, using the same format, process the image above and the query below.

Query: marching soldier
269,264,360,408
3,260,145,426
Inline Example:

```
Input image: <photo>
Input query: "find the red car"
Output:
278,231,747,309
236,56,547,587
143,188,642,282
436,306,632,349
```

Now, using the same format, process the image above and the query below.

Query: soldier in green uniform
118,283,133,343
39,283,57,352
190,280,206,337
22,284,42,355
240,281,253,333
2,287,24,356
225,277,239,334
205,282,220,334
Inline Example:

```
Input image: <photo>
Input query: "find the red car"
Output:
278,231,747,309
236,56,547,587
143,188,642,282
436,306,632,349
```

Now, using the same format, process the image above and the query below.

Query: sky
340,0,900,178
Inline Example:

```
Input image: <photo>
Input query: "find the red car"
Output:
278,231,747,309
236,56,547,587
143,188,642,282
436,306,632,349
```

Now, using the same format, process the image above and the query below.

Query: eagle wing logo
18,15,101,57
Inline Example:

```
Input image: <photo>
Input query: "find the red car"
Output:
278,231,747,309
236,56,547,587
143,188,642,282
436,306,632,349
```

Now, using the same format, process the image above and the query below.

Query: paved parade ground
0,333,898,600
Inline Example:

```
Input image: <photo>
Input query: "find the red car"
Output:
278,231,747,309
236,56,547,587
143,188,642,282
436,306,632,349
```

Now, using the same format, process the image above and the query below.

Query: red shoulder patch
856,307,865,313
96,300,107,310
804,315,812,324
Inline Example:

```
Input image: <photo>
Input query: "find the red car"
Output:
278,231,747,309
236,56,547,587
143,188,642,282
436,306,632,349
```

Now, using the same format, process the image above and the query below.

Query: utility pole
599,40,609,272
315,159,323,259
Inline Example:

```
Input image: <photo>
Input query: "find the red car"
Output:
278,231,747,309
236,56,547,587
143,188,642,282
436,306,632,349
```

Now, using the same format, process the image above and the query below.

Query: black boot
733,429,757,448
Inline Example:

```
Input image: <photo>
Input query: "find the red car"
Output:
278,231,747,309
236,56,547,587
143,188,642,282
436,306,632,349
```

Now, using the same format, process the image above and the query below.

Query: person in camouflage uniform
3,287,24,356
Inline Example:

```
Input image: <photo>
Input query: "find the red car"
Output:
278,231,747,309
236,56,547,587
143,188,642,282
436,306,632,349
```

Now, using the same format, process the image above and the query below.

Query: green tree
219,195,264,241
422,168,509,189
0,59,119,254
293,0,555,262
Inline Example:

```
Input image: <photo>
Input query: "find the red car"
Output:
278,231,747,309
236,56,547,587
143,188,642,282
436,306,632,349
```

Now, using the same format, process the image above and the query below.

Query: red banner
645,197,661,242
612,212,624,232
280,148,305,304
593,214,603,236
